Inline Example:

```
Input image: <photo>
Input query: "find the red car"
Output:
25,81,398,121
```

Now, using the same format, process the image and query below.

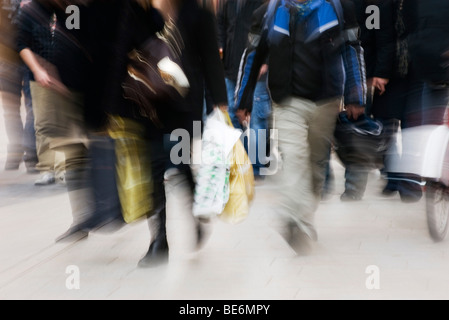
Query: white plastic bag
192,109,242,218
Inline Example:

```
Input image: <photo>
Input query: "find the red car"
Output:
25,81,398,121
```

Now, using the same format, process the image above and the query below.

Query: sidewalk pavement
1,153,449,300
1,109,449,300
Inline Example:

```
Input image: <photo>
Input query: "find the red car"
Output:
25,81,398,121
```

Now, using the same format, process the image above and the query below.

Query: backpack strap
329,0,359,43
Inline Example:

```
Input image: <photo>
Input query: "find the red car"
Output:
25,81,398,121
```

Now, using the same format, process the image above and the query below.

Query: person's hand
215,104,228,113
33,68,52,88
34,67,70,96
236,108,250,126
345,104,365,121
372,77,389,95
258,64,268,80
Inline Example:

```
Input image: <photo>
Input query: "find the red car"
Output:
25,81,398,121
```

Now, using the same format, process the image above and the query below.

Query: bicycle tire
426,181,449,242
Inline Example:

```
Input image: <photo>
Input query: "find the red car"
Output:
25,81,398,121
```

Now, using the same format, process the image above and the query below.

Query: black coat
83,0,165,130
170,0,228,134
217,0,266,81
350,0,396,80
408,0,449,84
85,0,227,135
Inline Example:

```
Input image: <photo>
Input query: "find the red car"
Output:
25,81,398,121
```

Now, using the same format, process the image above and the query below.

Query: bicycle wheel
426,181,449,242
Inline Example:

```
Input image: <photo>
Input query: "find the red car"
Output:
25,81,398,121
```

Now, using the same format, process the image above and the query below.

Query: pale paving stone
2,103,449,300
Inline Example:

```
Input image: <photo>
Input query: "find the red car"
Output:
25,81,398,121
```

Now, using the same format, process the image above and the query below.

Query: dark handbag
122,21,190,127
334,112,388,169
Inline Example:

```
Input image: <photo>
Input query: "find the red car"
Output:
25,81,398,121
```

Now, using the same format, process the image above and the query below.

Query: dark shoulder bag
122,20,190,127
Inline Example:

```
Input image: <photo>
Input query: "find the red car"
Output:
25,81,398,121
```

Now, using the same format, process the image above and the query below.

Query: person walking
379,0,449,203
17,0,95,241
337,0,396,202
217,0,271,178
235,0,367,254
137,0,228,268
0,0,38,173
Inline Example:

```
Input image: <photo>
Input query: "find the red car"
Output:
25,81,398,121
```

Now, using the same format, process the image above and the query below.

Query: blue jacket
235,0,367,112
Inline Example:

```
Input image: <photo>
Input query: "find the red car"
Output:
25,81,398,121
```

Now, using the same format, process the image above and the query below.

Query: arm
16,3,52,88
198,8,228,108
371,0,395,95
19,48,52,87
340,0,367,120
234,3,269,123
216,3,226,59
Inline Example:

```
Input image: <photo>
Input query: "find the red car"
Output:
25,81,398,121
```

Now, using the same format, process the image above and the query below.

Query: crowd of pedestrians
0,0,448,267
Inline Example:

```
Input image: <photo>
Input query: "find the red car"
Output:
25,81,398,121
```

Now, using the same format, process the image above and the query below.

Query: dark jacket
171,0,228,132
217,0,266,81
89,0,227,135
16,0,92,91
83,0,165,129
351,0,395,80
408,0,449,84
236,0,366,113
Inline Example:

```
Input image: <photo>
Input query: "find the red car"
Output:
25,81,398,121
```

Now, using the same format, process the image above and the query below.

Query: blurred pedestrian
84,0,169,267
15,1,66,185
235,0,367,255
217,0,271,179
17,0,94,241
138,0,228,268
0,0,38,173
381,0,449,202
407,0,449,126
337,0,396,202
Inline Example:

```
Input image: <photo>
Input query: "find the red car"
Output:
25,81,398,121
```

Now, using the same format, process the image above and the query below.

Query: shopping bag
219,113,255,224
108,115,153,223
192,109,241,218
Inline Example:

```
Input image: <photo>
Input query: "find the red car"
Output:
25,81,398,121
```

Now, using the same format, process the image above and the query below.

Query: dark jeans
22,69,38,165
226,78,271,176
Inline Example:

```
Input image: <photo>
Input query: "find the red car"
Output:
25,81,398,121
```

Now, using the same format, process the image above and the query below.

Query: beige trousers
30,81,87,173
271,96,341,240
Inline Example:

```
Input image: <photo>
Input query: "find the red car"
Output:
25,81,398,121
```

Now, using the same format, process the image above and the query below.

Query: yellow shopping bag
108,115,153,223
219,112,255,224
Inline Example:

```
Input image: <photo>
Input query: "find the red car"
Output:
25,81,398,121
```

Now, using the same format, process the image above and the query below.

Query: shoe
35,172,56,186
55,225,89,243
138,237,169,268
24,153,39,174
381,187,398,197
399,181,423,203
400,192,423,203
281,222,314,256
340,191,362,202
